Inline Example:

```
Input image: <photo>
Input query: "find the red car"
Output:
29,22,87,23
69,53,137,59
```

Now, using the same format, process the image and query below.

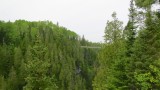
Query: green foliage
93,0,160,89
104,12,123,43
134,0,156,8
2,0,160,89
0,20,99,90
24,36,57,90
0,75,6,90
93,12,127,89
0,45,14,78
7,67,19,90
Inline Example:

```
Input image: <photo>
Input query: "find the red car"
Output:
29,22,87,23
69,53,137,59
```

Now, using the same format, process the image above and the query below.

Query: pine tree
131,1,160,89
0,75,6,90
14,47,23,72
124,0,137,56
7,67,19,90
24,35,57,90
122,0,138,89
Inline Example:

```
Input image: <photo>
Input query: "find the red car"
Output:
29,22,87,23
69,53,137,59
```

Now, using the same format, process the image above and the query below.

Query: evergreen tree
130,1,160,89
122,0,138,89
24,35,57,90
0,75,6,90
7,67,19,90
124,0,137,54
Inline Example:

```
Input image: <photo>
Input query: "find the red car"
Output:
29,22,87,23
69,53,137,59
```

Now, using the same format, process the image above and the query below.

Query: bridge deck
81,46,101,49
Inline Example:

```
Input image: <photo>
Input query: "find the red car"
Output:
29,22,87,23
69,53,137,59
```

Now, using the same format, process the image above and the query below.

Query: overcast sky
0,0,130,42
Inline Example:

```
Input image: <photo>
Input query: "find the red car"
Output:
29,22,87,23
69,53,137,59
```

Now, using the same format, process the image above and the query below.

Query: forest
0,0,160,90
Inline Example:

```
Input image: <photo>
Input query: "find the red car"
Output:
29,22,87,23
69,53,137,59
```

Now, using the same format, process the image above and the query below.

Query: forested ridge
1,0,160,90
0,20,100,90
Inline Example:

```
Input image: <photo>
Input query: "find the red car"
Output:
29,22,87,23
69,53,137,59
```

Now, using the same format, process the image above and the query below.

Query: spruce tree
24,34,57,90
124,0,137,56
122,0,138,89
0,75,6,90
131,1,160,89
7,67,18,90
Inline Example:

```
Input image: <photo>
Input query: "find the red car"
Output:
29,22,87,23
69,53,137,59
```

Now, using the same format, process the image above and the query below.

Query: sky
0,0,130,42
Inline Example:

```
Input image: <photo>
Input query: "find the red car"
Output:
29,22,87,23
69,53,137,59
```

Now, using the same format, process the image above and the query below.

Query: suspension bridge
81,46,101,49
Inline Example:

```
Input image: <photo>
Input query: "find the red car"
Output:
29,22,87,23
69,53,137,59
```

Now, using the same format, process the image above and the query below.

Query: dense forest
0,19,101,90
0,0,160,90
93,0,160,89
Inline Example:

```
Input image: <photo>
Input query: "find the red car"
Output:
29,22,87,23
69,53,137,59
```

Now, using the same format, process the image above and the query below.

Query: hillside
0,20,100,90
